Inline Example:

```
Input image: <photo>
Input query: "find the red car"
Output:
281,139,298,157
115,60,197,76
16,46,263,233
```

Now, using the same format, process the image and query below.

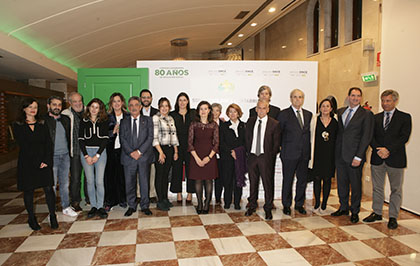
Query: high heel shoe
177,193,182,203
50,214,59,229
28,216,41,231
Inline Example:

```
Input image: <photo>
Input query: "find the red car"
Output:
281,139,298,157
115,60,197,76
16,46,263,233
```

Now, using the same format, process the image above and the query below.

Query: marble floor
0,169,420,265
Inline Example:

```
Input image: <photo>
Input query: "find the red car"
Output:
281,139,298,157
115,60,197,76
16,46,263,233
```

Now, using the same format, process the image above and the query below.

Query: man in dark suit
277,89,312,215
249,85,281,120
120,96,154,216
332,87,374,223
363,90,412,229
245,100,281,220
139,89,158,203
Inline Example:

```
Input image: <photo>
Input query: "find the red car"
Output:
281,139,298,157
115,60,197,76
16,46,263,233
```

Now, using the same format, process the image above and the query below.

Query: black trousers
155,145,174,202
70,155,88,204
281,157,309,208
221,159,243,206
248,154,275,212
24,186,56,218
336,157,363,214
104,148,126,207
170,146,195,193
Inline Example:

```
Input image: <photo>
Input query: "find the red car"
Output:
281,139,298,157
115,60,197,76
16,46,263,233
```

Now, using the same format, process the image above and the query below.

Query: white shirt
142,107,151,117
291,106,304,126
342,105,360,126
383,108,395,127
229,119,240,138
114,113,123,149
251,115,268,154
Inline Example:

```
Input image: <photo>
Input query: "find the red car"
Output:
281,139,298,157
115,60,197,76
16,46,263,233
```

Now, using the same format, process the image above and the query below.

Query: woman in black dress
104,93,129,211
309,98,338,212
13,98,58,230
169,92,196,202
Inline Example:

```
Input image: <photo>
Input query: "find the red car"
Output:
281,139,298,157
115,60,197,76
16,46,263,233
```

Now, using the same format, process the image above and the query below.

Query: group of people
13,85,411,231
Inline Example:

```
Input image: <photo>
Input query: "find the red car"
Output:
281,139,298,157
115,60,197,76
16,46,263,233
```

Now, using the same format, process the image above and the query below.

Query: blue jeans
80,147,107,209
53,153,71,208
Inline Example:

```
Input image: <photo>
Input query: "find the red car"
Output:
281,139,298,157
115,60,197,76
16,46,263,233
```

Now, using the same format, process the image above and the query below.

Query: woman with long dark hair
309,98,338,213
79,98,109,219
13,98,58,230
169,92,196,202
188,101,219,214
104,93,129,211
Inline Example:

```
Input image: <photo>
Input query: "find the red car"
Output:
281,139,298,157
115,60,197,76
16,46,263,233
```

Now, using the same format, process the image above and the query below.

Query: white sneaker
62,206,78,217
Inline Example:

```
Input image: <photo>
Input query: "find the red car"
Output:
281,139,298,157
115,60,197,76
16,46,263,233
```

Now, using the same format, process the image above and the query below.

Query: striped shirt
152,113,179,147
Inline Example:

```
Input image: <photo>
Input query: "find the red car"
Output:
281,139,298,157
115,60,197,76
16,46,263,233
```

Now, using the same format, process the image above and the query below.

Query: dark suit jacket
220,120,246,161
119,115,154,165
140,106,158,117
277,106,312,161
336,106,374,163
370,109,412,168
107,111,130,150
245,116,281,160
249,104,281,121
43,114,71,153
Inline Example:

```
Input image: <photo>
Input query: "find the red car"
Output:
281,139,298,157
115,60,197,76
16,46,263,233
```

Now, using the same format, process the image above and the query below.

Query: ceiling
0,0,302,85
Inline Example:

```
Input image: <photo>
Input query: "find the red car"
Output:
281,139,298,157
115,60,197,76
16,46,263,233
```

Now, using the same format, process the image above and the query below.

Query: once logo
154,69,189,76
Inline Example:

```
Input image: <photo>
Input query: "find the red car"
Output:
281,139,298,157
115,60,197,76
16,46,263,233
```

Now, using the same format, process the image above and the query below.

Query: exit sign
361,72,378,82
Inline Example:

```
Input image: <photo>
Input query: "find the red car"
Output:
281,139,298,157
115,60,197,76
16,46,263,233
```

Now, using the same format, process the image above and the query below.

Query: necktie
132,118,138,144
255,119,262,156
384,112,390,130
344,108,353,128
296,110,303,129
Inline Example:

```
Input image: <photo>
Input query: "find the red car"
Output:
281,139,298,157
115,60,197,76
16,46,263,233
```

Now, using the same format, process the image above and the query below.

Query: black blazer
277,106,312,161
336,106,374,163
370,109,412,168
249,104,281,121
140,106,158,117
245,116,281,159
107,111,130,149
220,120,246,161
43,114,71,153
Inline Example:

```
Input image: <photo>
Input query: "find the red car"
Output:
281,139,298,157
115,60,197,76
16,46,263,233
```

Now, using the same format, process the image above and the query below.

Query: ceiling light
320,28,324,32
227,42,233,46
298,38,303,41
250,23,257,27
282,46,287,49
238,34,244,38
268,7,276,13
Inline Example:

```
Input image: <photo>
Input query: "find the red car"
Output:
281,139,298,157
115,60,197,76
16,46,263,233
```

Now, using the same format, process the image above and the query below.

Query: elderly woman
220,104,246,210
153,97,179,211
13,98,58,230
211,103,224,204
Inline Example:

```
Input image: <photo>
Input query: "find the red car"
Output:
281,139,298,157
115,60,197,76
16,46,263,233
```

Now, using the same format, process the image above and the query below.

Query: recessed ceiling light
250,23,257,27
238,34,244,38
268,7,276,13
282,45,287,49
320,28,324,32
227,42,233,46
298,38,303,41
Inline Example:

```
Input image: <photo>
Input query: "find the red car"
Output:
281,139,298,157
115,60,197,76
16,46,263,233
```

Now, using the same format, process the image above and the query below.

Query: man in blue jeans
45,96,77,217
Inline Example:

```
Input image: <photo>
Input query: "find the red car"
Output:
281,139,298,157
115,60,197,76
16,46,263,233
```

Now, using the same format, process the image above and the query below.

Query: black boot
28,215,41,231
50,214,59,229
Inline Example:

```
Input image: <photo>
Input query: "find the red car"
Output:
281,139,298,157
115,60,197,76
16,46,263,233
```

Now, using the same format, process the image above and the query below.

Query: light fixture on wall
170,38,188,60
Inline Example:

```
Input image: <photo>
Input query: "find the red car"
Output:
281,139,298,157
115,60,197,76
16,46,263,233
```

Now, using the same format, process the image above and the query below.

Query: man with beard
139,89,158,203
44,96,77,217
62,92,88,212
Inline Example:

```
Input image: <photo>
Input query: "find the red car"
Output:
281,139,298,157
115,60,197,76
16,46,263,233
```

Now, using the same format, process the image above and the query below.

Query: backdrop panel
137,60,318,201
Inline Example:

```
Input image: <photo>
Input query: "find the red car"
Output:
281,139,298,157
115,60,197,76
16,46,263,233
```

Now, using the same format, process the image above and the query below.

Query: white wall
380,0,420,214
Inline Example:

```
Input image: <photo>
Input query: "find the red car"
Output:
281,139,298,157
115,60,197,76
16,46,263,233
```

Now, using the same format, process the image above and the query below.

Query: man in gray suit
120,96,154,216
332,87,374,223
